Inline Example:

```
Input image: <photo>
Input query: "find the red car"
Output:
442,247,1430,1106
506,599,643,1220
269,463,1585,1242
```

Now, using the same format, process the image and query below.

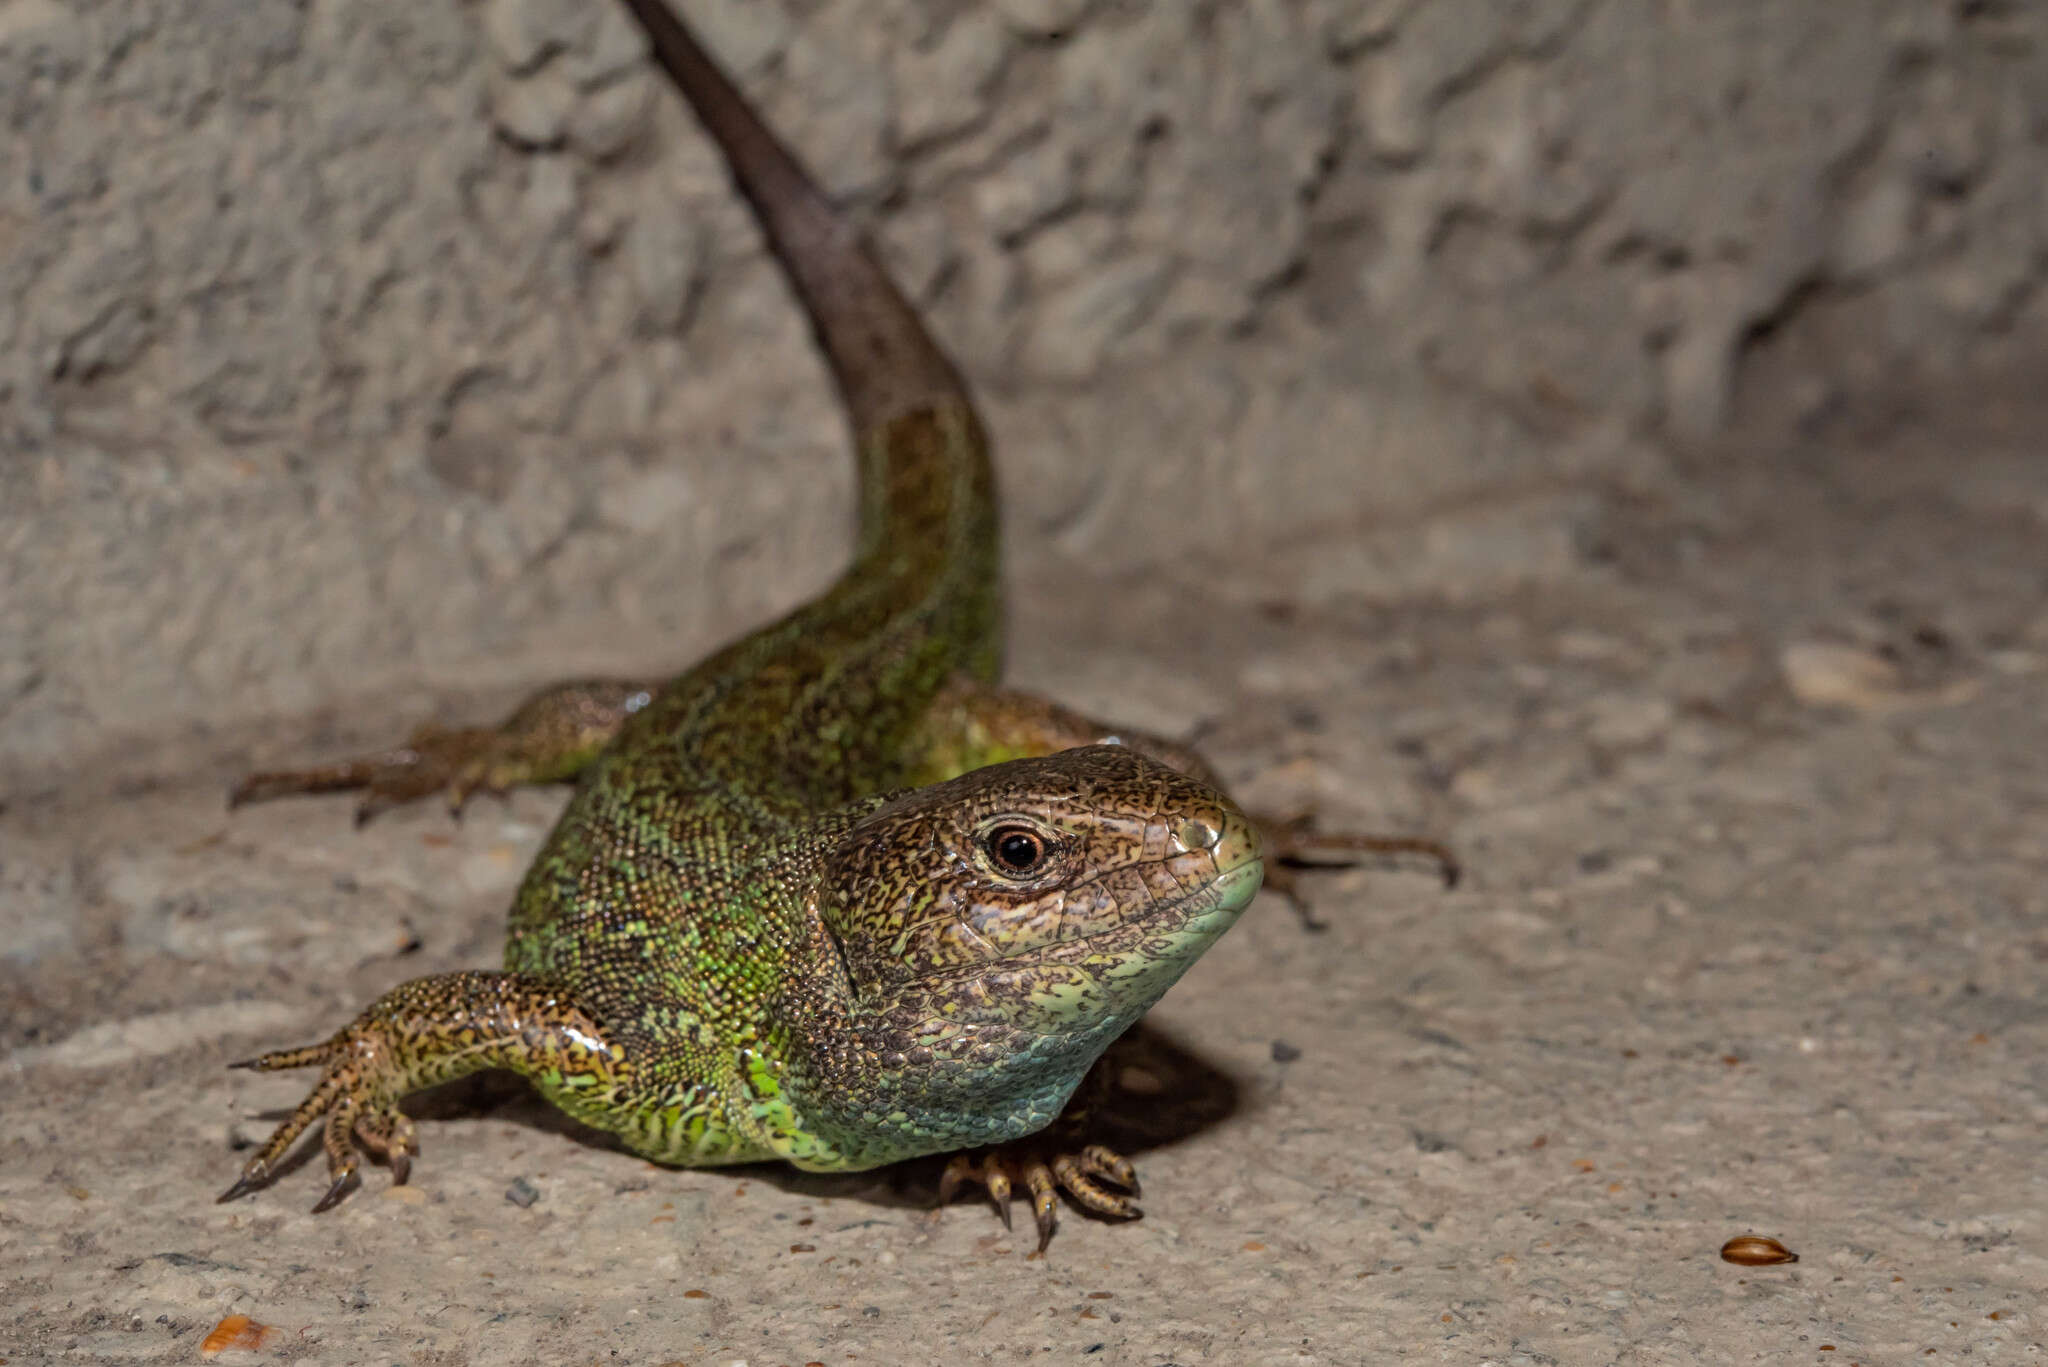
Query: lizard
216,0,1455,1251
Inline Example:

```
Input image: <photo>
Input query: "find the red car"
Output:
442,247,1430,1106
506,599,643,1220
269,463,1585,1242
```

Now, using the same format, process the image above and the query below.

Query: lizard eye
983,823,1051,878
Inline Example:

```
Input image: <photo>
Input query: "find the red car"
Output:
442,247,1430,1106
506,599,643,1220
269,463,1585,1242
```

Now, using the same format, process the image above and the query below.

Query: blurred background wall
4,0,2043,781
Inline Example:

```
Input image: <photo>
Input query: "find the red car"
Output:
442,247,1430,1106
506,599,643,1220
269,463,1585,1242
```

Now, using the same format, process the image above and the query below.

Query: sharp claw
216,1172,265,1204
1077,1145,1137,1192
311,1171,358,1214
993,1195,1012,1230
1033,1209,1056,1255
389,1152,412,1186
1285,892,1330,933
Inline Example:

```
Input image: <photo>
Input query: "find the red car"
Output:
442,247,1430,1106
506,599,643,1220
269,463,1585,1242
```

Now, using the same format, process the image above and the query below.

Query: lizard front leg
219,971,632,1211
230,679,662,824
934,1065,1139,1254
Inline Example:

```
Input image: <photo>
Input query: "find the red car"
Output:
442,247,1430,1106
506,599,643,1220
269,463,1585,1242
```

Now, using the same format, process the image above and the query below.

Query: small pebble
1780,641,1904,712
505,1177,542,1208
1270,1040,1302,1063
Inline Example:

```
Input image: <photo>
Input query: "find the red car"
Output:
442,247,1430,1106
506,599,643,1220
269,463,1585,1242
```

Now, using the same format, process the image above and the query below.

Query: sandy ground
4,404,2046,1365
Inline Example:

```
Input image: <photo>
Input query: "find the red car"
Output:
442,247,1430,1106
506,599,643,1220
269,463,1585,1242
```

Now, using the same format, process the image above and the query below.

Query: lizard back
505,5,1000,995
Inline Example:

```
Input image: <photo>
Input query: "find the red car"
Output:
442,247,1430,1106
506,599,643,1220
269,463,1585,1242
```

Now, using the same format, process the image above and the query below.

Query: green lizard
218,0,1452,1250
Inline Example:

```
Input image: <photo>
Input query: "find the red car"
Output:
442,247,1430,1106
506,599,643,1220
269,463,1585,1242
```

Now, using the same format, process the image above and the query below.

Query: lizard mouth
939,804,1263,963
1206,857,1265,909
919,844,1263,1033
908,823,1265,1000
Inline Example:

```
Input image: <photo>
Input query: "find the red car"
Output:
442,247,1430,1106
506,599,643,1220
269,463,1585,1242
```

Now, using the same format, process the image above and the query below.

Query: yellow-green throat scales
216,0,1274,1242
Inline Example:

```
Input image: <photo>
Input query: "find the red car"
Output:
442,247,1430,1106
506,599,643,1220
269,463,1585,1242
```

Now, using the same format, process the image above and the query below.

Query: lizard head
799,745,1261,1155
823,745,1262,1015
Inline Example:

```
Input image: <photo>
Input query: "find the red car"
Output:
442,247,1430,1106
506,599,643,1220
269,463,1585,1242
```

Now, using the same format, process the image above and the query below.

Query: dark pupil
993,829,1043,873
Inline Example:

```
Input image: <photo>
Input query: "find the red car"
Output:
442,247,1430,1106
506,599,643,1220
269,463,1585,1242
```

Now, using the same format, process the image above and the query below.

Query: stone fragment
1835,174,1916,281
1019,257,1173,382
1323,0,1414,56
626,201,707,334
691,0,793,78
992,0,1093,37
975,137,1077,242
894,12,1008,149
491,67,578,149
483,0,590,74
1779,641,1905,713
565,3,650,88
569,75,655,162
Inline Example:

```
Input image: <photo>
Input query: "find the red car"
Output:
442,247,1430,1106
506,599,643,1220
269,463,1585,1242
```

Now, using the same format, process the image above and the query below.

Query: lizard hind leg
229,679,662,825
1258,813,1460,930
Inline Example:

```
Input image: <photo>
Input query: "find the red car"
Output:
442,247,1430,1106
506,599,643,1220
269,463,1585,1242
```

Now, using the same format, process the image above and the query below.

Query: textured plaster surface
6,0,2047,775
5,1,2048,1364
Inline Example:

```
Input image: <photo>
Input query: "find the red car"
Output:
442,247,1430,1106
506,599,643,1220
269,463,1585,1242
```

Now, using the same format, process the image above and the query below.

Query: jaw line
916,854,1268,996
1209,858,1264,915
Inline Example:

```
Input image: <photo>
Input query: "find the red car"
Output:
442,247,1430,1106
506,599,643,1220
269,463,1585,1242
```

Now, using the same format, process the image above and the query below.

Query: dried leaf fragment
1720,1234,1798,1266
199,1314,279,1358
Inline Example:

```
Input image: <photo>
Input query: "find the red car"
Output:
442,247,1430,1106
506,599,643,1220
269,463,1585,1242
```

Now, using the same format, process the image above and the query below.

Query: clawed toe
229,727,505,827
1252,812,1459,928
1261,813,1459,886
938,1142,1143,1253
218,1031,416,1214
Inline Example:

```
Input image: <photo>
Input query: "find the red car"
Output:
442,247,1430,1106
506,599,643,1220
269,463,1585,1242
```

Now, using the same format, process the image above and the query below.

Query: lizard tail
617,0,972,437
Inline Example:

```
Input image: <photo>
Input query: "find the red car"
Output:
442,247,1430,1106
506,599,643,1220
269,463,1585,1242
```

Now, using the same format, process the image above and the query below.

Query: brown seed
1720,1235,1798,1266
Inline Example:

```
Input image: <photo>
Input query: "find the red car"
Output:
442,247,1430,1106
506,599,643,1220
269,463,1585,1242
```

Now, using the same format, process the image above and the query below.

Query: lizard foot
1256,812,1460,930
937,1143,1140,1255
218,1029,418,1214
230,723,516,826
217,971,620,1214
229,681,656,825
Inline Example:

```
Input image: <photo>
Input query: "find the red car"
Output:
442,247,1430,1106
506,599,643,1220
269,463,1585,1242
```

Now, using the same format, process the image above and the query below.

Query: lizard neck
613,398,998,814
775,969,1142,1171
844,400,1001,680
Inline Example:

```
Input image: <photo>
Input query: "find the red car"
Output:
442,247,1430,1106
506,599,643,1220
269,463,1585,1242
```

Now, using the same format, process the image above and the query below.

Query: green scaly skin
217,0,1269,1236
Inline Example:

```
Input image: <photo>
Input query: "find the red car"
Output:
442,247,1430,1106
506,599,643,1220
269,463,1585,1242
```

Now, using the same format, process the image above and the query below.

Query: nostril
1176,817,1221,852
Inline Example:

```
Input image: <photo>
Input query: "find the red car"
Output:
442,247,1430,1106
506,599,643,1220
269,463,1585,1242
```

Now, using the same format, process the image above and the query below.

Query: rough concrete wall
4,0,2044,778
